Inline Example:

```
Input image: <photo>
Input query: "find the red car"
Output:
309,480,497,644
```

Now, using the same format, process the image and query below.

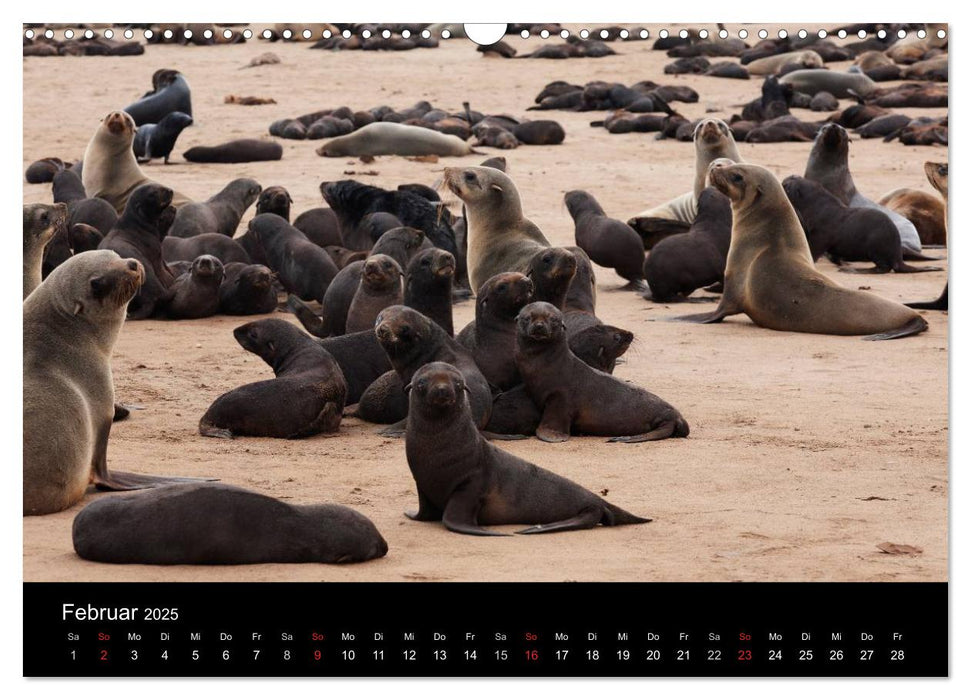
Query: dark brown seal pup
53,170,119,240
25,157,67,184
256,185,293,221
643,186,732,302
516,302,689,443
23,203,67,298
162,232,251,264
249,213,340,301
783,176,942,274
345,254,404,333
526,247,578,309
184,139,283,163
200,319,347,439
404,362,650,535
97,183,177,319
72,483,387,564
133,111,193,163
357,306,492,432
804,124,923,256
403,247,456,336
288,227,424,337
168,178,262,238
24,250,205,515
315,331,391,404
565,190,646,290
165,255,225,319
680,162,928,340
219,263,277,315
456,273,534,391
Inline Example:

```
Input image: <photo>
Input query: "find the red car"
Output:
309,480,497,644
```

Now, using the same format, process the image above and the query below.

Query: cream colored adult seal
317,122,478,158
23,250,204,515
679,162,928,340
442,165,551,291
81,111,191,214
628,118,742,229
746,50,824,75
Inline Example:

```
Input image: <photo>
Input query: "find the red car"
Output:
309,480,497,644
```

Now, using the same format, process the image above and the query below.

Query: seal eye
498,284,507,293
422,258,430,266
90,276,110,300
463,172,476,184
416,379,427,392
731,173,743,184
39,213,48,224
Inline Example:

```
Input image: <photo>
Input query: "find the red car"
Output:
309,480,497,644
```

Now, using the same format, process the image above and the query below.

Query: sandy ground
22,24,947,582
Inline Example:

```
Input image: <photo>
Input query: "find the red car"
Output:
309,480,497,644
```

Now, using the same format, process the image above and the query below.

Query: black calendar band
24,582,947,677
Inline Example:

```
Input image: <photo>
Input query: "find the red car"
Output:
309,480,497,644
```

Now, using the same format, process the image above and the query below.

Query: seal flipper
516,507,602,534
905,284,948,310
377,419,408,438
405,489,444,522
608,421,680,443
94,470,216,491
892,263,944,274
113,403,131,422
289,401,342,438
442,483,508,536
536,394,572,443
862,315,929,341
286,294,328,337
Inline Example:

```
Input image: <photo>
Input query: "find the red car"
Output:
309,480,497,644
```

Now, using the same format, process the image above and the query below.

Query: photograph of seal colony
23,22,946,582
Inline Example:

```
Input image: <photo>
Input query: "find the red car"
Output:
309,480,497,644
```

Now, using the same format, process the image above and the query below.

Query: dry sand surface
22,24,948,582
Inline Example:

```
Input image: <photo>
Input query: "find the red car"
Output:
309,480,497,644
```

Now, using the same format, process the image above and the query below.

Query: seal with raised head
643,185,732,302
24,203,67,298
73,483,387,564
804,123,924,256
24,250,204,515
167,178,262,238
680,161,929,340
317,122,477,157
784,175,942,273
82,111,190,214
218,263,277,315
345,254,404,333
456,273,534,391
516,302,689,443
200,319,347,439
356,306,492,432
97,183,177,319
403,247,456,336
404,362,650,535
442,166,551,291
256,185,293,221
123,69,192,126
287,226,424,337
165,255,225,319
628,118,742,237
133,111,193,163
526,247,578,309
565,190,646,290
906,161,948,310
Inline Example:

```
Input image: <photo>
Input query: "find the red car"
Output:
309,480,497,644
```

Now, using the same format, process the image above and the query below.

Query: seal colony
22,24,947,578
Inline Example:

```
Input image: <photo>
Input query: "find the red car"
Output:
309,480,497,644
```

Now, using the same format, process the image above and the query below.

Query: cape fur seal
746,50,824,75
516,302,690,442
168,178,262,238
24,250,204,515
784,176,941,273
183,139,283,164
24,203,67,298
442,166,551,291
248,213,340,301
97,183,177,319
73,483,387,564
123,69,192,126
680,162,928,340
162,232,251,264
218,263,277,315
133,112,193,163
779,69,877,98
878,187,947,247
804,124,924,256
200,319,347,439
404,362,650,535
165,255,225,319
565,190,646,290
317,122,477,157
628,118,742,234
82,111,190,213
345,254,404,333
